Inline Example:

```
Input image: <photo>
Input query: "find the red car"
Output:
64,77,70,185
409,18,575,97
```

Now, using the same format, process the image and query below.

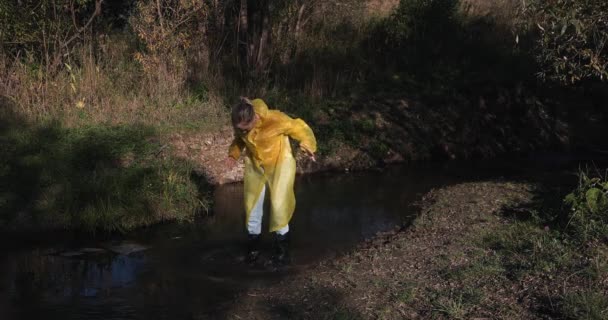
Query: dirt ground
207,180,550,319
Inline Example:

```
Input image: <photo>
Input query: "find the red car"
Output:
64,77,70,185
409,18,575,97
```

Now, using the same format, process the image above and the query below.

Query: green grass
0,111,209,233
473,176,608,318
425,220,607,319
561,291,608,320
395,281,418,304
430,289,472,319
422,173,608,319
441,252,505,282
332,310,362,320
481,222,575,278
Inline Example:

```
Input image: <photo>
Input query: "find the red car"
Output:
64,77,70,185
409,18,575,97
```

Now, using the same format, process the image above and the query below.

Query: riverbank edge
224,179,608,319
3,100,606,237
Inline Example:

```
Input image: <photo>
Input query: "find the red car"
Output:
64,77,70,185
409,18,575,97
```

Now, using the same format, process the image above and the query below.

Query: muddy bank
167,126,382,185
218,179,606,319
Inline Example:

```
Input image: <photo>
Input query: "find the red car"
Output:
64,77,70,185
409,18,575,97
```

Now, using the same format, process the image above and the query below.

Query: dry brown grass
365,0,400,17
365,0,521,21
0,35,227,130
462,0,521,23
0,0,226,130
0,0,522,129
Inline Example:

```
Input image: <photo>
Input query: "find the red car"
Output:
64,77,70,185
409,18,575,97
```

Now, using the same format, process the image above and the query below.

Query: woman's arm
285,117,317,155
228,135,246,159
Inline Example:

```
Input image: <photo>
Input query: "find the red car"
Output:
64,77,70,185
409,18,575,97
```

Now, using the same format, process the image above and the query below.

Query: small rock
105,242,149,255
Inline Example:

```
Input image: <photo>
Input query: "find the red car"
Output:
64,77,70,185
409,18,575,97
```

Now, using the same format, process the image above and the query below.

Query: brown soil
166,127,381,185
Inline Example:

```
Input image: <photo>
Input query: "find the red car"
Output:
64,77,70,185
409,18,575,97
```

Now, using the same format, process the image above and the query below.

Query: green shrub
522,0,608,84
371,0,462,68
382,0,461,45
563,171,608,242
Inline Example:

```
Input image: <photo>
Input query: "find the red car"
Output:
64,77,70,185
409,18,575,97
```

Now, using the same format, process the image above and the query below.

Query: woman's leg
243,156,267,263
276,224,289,235
268,155,296,233
247,185,266,235
243,156,266,232
268,152,296,265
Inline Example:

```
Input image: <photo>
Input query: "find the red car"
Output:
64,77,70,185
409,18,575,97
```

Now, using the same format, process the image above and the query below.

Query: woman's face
236,114,258,135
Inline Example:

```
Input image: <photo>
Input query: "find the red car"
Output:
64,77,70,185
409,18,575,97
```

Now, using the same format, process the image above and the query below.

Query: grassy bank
227,172,608,319
0,107,210,234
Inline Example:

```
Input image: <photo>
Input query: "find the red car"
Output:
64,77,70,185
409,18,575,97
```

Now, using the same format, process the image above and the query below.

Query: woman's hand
302,148,316,162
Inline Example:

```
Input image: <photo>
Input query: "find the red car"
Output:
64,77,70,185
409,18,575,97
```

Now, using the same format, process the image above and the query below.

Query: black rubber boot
246,234,261,264
272,232,290,266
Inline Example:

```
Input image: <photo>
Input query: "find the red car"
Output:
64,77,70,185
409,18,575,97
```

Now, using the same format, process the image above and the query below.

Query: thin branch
70,0,80,30
167,5,206,35
214,32,230,59
156,0,165,35
61,0,103,50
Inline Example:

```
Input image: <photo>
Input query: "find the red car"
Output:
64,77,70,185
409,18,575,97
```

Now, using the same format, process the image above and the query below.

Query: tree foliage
129,0,207,74
564,171,608,243
523,0,608,84
0,0,102,72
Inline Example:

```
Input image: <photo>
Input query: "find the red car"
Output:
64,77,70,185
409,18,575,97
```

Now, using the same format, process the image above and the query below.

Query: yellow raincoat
228,99,317,232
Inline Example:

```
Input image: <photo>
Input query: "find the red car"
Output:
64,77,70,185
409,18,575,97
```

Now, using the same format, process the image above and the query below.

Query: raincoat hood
252,99,269,118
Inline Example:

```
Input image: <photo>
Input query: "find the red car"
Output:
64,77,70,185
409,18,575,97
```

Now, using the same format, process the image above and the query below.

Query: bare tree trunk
238,0,249,72
292,2,306,56
294,3,306,41
256,2,270,73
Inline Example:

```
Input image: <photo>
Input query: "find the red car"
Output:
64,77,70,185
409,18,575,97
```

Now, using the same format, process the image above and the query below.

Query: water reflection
2,249,144,319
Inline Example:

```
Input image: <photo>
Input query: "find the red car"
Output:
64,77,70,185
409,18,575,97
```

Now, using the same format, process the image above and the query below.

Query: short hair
231,97,254,127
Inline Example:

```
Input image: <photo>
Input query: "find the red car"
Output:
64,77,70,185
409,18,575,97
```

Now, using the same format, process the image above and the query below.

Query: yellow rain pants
228,99,317,232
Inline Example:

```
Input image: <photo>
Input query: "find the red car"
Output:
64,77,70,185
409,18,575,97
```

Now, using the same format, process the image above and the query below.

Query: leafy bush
382,0,460,45
129,0,207,77
372,0,462,67
0,0,105,72
522,0,608,84
564,171,608,242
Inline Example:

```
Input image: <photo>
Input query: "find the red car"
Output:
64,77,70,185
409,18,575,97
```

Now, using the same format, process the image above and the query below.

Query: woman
226,97,317,265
